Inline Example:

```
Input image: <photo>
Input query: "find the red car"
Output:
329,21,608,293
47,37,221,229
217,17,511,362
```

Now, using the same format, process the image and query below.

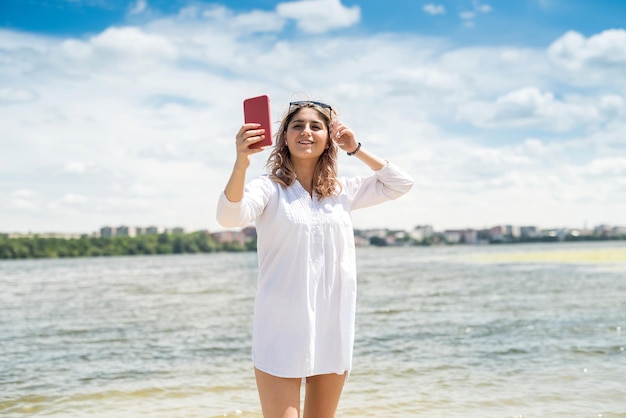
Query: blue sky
1,0,626,234
3,0,626,44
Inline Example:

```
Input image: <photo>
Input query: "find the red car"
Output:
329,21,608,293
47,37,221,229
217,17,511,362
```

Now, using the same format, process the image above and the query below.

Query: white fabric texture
216,162,414,378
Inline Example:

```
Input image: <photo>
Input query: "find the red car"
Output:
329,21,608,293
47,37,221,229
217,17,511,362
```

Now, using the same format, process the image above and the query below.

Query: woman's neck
293,159,318,196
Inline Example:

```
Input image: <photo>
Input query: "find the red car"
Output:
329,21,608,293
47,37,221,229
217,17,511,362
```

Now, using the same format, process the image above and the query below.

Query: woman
217,100,414,418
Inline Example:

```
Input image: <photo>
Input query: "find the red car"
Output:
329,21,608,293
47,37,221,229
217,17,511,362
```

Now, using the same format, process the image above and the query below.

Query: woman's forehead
290,107,326,123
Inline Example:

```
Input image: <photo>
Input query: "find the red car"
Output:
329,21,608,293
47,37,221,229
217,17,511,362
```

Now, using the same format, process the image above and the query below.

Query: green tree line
0,232,256,259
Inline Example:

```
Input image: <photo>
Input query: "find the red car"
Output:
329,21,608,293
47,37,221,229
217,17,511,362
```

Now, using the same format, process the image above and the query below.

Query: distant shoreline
0,231,253,260
1,231,624,260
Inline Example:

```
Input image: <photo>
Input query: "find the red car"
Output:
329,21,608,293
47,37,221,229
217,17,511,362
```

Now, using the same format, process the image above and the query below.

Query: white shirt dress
216,162,414,378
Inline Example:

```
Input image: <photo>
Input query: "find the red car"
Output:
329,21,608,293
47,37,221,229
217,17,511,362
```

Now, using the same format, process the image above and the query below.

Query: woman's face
285,107,330,161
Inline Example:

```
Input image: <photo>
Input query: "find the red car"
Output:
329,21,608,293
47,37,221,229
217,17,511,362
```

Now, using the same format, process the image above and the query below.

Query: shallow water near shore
1,241,625,417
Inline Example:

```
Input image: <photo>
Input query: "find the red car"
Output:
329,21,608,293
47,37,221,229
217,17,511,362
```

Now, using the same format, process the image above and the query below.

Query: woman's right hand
234,123,268,169
223,123,268,202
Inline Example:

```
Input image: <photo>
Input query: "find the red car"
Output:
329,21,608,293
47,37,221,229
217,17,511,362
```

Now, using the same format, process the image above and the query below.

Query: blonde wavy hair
266,101,340,200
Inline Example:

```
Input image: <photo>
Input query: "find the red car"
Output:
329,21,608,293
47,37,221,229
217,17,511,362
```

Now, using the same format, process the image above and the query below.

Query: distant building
211,230,246,247
520,226,539,238
444,230,461,244
506,225,521,238
442,229,477,244
594,224,612,237
461,229,478,244
365,229,388,239
354,235,370,247
569,229,582,238
100,226,114,238
115,226,136,237
86,221,626,247
489,225,507,241
242,226,257,241
612,226,626,237
146,226,164,235
411,225,434,242
98,225,189,238
476,229,491,242
385,230,410,246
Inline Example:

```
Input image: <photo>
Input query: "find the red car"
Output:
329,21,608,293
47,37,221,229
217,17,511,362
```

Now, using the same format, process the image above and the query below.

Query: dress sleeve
216,176,274,228
345,162,414,211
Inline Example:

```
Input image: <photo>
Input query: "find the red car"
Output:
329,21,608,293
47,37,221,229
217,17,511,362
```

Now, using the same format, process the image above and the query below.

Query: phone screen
243,95,272,148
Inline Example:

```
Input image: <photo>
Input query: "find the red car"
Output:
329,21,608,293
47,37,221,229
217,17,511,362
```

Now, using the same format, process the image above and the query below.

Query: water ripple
1,245,625,417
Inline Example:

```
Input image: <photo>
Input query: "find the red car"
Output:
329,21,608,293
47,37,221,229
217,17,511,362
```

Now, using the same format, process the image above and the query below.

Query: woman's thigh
303,372,347,418
254,368,302,418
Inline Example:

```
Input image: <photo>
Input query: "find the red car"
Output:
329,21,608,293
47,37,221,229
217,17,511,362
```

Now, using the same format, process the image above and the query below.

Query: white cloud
548,29,626,88
475,2,492,13
423,4,445,15
63,194,89,204
276,0,360,33
6,190,40,211
91,26,177,59
459,1,491,27
519,138,551,156
457,87,624,131
64,162,92,174
55,26,177,73
548,29,626,70
582,157,626,176
174,4,286,34
13,189,36,198
128,0,148,15
6,198,40,211
231,9,287,33
0,87,38,104
130,183,160,197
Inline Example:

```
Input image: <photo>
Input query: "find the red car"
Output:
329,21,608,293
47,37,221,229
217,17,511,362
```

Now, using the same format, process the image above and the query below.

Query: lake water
1,242,625,417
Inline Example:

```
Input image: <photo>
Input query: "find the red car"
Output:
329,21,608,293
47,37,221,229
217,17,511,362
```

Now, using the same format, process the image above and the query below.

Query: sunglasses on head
289,100,334,115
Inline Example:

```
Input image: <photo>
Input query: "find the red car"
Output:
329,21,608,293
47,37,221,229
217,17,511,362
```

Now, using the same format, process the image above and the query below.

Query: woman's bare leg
303,372,347,418
255,367,302,418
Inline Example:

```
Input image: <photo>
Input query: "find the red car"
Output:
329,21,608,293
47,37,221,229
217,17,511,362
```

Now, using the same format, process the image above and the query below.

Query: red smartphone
243,95,272,148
